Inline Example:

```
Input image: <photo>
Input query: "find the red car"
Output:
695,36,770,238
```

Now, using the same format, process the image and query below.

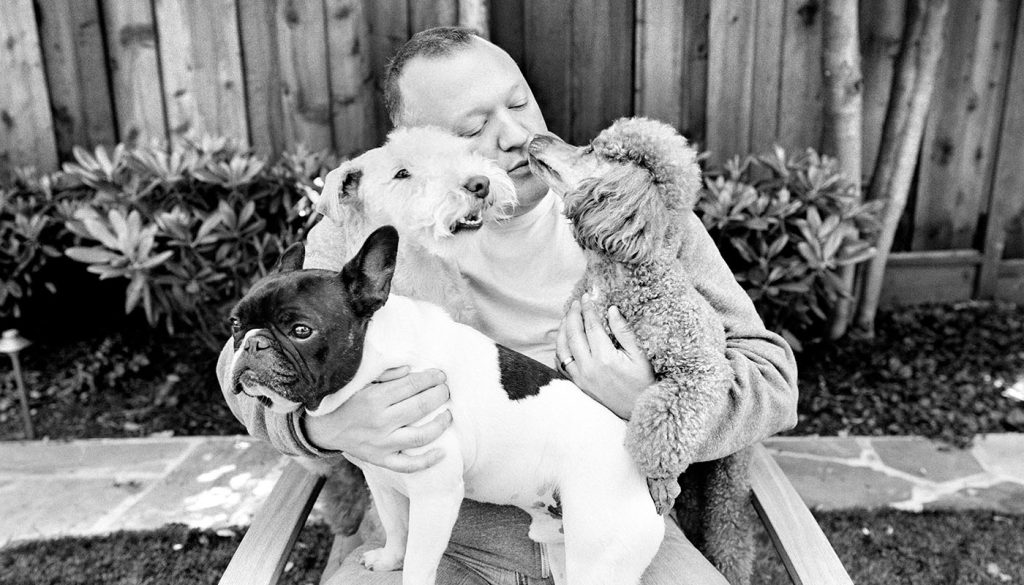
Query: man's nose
464,176,490,199
495,111,531,152
244,336,271,354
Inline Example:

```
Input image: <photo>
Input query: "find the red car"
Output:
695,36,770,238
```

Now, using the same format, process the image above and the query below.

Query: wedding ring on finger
560,356,576,370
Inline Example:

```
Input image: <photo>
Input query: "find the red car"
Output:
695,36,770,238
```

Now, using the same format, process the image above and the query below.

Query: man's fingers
381,448,446,474
385,383,451,427
382,369,446,406
375,366,410,383
388,410,452,450
581,294,616,356
565,300,592,363
608,305,644,357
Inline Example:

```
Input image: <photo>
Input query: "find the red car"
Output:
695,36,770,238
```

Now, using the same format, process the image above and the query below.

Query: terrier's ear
314,159,365,221
276,242,305,272
340,226,399,316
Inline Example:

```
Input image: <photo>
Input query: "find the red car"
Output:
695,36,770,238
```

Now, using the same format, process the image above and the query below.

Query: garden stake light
0,329,34,439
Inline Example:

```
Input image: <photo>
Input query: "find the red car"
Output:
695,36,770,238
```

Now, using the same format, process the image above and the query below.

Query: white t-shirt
457,192,587,368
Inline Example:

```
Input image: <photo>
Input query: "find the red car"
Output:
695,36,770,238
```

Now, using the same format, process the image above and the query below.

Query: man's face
397,38,550,213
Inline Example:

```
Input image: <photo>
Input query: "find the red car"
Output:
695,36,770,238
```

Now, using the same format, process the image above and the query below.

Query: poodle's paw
360,547,404,572
648,477,681,516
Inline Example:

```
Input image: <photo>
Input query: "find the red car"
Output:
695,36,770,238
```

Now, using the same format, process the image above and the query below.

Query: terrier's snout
463,176,490,199
245,336,271,353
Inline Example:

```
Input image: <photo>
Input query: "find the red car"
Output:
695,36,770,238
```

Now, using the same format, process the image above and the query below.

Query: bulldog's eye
292,324,313,339
394,169,410,180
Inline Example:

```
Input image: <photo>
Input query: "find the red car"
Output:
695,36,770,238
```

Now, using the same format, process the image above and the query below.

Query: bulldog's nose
244,336,271,353
464,176,490,199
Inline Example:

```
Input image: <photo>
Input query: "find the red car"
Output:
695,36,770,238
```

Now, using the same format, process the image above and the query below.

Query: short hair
383,26,478,126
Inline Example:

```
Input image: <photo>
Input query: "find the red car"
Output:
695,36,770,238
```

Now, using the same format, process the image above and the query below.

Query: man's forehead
399,42,524,124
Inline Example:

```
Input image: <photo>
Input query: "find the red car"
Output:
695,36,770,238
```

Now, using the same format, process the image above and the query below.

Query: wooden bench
220,443,852,585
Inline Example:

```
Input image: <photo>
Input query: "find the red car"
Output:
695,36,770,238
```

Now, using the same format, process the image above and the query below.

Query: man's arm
670,210,799,461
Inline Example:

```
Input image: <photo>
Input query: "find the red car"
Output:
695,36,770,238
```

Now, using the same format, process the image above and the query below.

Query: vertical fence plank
982,0,1024,295
634,0,685,129
326,0,377,160
489,0,523,66
680,0,709,145
36,0,116,161
239,0,286,158
706,0,757,164
459,0,490,38
859,0,906,183
410,0,458,33
366,0,408,140
155,0,248,144
0,0,58,171
103,0,166,144
778,0,824,154
524,0,572,140
275,0,333,151
913,0,1018,251
571,0,634,143
750,0,785,155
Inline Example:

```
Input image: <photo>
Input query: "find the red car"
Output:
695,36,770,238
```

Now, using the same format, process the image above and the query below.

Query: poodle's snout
463,176,490,199
529,133,557,155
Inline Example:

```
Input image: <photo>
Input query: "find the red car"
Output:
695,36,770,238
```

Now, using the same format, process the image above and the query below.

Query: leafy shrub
0,168,90,319
62,139,335,349
697,147,881,346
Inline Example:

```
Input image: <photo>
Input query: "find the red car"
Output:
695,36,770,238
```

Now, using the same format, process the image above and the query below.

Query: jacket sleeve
675,211,799,462
215,219,352,462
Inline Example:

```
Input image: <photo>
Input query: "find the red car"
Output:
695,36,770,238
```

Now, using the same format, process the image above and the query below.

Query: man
219,27,798,585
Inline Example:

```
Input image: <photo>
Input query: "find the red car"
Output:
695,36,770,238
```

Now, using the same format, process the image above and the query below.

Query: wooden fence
2,0,1024,306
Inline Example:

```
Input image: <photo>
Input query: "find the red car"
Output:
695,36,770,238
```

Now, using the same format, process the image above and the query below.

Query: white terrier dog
310,125,517,324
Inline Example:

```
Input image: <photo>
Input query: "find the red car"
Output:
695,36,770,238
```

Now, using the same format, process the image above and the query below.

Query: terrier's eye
229,317,241,332
394,169,411,179
292,324,313,339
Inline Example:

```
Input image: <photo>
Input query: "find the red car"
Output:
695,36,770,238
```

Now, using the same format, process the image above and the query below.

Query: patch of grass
2,512,1022,585
0,523,332,585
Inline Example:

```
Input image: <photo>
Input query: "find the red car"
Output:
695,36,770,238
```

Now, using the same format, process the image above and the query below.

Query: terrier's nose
464,176,490,199
244,336,271,354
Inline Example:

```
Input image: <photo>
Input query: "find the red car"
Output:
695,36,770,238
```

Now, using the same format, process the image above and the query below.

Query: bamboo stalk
855,0,951,337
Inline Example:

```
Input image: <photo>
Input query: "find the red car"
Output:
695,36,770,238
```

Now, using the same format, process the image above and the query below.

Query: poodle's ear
569,170,669,265
314,157,365,221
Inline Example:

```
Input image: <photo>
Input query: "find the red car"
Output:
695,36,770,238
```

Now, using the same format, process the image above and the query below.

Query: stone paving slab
0,434,1021,546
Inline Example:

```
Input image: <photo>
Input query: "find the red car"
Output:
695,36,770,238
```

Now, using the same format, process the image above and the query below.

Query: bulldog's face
228,227,399,413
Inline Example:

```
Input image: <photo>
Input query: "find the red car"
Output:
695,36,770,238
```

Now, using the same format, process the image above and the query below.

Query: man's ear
276,242,305,272
340,226,399,316
314,158,365,220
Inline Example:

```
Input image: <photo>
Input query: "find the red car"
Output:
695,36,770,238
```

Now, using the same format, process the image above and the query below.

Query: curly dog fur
527,117,755,585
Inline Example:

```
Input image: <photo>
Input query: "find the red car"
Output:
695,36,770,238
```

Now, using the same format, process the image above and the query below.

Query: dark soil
1,301,1022,445
791,301,1024,447
2,511,1022,584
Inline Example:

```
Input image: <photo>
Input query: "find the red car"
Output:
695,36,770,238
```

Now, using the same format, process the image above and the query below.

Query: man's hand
555,293,655,419
303,367,453,473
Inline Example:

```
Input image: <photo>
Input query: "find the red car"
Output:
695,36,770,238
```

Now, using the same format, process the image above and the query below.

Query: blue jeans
321,499,728,585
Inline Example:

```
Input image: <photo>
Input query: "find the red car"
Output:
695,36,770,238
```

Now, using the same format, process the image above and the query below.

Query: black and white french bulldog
227,226,663,585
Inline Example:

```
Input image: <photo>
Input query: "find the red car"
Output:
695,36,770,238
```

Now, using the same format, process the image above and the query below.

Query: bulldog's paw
360,547,404,572
647,477,681,516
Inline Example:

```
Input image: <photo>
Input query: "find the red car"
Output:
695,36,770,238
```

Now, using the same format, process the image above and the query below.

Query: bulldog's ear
276,242,305,272
341,226,399,316
314,158,364,221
